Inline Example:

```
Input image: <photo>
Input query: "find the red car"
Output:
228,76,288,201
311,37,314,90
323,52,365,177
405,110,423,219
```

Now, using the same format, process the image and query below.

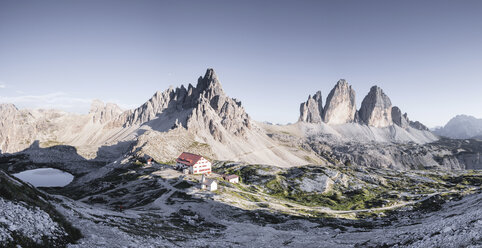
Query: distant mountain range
433,115,482,139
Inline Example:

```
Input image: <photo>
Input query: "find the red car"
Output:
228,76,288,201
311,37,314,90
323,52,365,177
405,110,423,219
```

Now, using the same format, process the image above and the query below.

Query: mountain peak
122,69,251,141
299,91,323,123
336,79,348,86
359,85,393,127
323,79,357,125
204,68,217,80
196,68,223,95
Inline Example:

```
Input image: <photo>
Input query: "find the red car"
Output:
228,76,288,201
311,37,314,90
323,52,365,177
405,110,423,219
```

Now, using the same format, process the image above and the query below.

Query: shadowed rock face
299,91,323,123
186,69,252,141
391,106,409,129
391,106,429,131
322,80,357,125
122,68,252,141
359,86,393,128
409,120,429,131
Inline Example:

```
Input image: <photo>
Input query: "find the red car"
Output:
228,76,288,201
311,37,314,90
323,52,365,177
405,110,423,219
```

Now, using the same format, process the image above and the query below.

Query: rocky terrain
0,170,81,246
1,154,480,247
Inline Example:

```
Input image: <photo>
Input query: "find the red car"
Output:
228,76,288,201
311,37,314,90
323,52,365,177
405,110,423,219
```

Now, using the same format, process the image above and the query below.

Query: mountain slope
434,115,482,139
0,69,320,167
128,69,320,166
0,170,81,246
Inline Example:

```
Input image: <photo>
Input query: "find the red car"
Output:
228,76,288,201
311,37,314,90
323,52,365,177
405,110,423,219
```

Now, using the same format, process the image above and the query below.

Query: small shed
223,174,239,184
201,179,218,191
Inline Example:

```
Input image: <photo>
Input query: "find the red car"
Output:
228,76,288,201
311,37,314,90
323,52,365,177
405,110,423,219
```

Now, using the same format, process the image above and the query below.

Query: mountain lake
13,168,74,187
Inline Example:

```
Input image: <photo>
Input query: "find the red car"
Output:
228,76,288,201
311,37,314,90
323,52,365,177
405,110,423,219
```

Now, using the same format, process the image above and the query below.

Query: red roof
176,152,203,166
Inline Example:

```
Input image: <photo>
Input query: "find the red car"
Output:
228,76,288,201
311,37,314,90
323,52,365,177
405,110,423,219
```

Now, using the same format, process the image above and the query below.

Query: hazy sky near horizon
1,0,481,127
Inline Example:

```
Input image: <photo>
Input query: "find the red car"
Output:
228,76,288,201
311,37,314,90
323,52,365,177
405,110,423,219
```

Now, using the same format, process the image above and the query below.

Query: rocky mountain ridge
0,69,318,167
0,68,464,170
119,69,252,141
299,80,429,131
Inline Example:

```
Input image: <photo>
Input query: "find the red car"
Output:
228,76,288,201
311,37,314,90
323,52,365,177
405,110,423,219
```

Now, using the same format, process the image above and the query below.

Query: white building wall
192,158,212,174
208,181,217,191
228,177,239,184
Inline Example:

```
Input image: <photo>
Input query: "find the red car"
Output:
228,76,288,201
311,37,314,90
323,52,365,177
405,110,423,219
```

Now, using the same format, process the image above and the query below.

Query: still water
13,168,74,187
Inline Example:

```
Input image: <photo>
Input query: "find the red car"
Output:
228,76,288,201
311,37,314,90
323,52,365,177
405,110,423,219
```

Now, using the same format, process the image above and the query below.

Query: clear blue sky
1,0,481,127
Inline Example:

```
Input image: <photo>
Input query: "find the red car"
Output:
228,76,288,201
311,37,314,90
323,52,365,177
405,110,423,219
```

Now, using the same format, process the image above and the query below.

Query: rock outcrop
409,120,429,131
123,88,178,126
299,91,323,123
322,80,357,125
185,69,252,141
89,100,123,124
0,104,38,153
391,106,429,131
359,86,393,128
391,106,409,129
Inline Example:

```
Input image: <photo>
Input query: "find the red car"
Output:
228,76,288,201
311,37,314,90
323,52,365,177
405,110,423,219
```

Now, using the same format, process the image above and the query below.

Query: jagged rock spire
299,91,323,123
391,106,409,128
323,79,357,125
122,68,251,141
359,86,393,128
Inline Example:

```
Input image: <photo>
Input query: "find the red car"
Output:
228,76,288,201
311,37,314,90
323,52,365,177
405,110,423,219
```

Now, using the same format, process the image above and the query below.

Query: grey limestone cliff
359,86,393,128
391,106,409,129
322,80,357,125
299,91,323,123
